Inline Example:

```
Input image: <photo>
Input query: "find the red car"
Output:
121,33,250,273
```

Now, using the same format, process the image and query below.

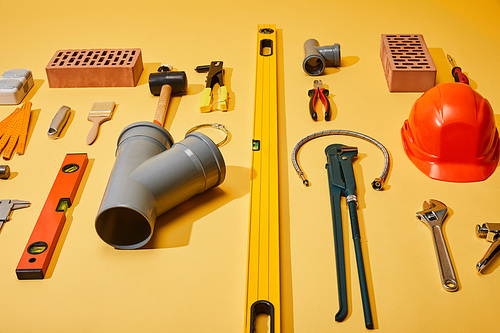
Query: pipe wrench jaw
325,145,358,193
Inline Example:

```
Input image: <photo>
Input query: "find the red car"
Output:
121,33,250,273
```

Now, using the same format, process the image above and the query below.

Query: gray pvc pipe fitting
303,39,341,76
95,121,226,249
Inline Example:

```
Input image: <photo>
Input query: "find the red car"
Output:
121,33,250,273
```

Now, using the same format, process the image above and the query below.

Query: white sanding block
0,69,34,104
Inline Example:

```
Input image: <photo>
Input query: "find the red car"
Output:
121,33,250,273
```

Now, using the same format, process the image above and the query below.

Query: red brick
46,48,143,88
380,34,436,92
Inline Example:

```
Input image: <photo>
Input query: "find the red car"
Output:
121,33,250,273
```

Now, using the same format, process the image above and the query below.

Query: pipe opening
304,55,325,76
96,207,152,249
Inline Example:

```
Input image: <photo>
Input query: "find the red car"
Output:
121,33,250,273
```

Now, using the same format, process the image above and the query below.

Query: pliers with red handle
308,80,331,121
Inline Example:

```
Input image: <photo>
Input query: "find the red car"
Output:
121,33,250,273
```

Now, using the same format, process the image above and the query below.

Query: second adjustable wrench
416,199,459,292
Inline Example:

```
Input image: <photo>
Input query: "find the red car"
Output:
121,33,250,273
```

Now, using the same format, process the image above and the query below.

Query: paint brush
86,101,115,145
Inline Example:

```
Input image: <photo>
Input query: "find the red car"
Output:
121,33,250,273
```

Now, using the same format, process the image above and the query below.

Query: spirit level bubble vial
16,153,88,279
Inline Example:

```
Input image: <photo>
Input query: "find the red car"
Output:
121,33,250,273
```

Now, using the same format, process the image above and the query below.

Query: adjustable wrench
476,223,500,272
416,199,459,292
0,199,31,231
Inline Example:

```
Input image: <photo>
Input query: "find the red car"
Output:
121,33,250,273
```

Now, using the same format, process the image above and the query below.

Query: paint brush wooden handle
153,84,172,126
86,116,109,145
86,101,115,145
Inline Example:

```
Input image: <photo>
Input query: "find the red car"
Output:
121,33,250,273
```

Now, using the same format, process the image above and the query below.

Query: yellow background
1,0,500,332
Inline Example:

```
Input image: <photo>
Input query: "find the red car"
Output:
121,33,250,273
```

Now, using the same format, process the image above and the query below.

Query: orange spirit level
16,153,88,279
245,24,280,333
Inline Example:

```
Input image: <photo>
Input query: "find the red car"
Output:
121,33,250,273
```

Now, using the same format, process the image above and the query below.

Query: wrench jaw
416,199,448,227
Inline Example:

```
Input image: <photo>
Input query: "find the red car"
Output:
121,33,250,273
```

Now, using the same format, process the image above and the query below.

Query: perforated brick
380,34,436,92
46,48,143,88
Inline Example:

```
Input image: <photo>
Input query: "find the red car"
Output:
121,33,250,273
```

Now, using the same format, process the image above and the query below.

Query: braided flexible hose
291,129,390,190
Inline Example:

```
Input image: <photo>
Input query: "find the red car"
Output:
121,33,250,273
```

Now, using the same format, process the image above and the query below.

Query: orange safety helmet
401,83,499,182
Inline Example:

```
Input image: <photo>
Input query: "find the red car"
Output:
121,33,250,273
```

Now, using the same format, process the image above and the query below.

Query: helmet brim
402,126,499,182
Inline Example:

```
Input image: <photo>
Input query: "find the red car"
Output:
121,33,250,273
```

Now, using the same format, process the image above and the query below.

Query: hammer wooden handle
153,84,172,126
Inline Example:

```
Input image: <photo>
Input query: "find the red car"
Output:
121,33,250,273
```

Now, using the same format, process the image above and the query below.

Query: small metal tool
0,165,10,179
48,105,71,139
416,199,459,292
476,222,500,272
0,199,31,230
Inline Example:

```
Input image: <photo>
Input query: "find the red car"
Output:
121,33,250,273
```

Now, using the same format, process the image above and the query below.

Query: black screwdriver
446,54,469,84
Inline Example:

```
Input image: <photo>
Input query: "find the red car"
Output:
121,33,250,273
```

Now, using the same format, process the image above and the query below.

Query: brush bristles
89,101,116,114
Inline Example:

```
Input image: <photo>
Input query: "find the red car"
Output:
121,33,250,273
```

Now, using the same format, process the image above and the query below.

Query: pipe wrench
325,144,373,328
416,199,459,291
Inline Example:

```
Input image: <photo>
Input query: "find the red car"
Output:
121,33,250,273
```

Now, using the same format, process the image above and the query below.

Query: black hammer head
148,71,187,96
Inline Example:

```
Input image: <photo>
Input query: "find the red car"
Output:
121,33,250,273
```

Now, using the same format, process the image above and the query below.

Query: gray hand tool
48,105,71,139
416,199,459,292
476,222,500,272
0,199,31,230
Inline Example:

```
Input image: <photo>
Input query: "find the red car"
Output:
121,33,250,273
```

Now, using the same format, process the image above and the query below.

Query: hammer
149,67,188,126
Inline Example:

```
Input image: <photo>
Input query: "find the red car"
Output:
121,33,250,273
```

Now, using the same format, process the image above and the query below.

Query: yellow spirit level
245,24,280,333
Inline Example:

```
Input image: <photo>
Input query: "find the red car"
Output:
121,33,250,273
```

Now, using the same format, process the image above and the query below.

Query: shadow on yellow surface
24,78,44,102
322,55,360,76
137,62,161,87
144,165,250,249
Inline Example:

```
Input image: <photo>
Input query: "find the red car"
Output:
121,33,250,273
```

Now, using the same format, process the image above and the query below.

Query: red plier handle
447,54,469,85
308,80,331,121
451,67,469,84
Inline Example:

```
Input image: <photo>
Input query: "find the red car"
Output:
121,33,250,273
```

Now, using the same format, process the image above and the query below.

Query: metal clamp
185,123,230,147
